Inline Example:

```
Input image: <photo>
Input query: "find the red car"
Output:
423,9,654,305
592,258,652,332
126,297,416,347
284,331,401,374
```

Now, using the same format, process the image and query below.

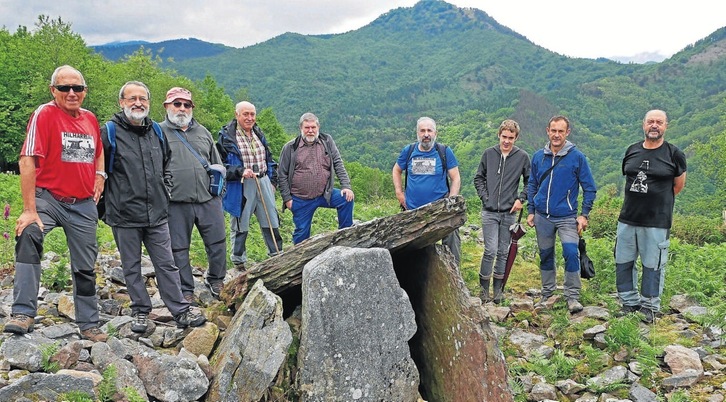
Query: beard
123,106,149,123
302,133,319,144
167,110,193,128
645,129,663,141
418,137,436,151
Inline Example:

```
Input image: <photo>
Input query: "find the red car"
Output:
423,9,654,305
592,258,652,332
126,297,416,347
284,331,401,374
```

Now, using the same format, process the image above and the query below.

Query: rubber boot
478,278,490,303
492,278,504,304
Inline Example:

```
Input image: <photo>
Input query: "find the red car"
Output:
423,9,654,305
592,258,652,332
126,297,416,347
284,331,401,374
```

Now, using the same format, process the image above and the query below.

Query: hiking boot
567,299,584,314
80,327,109,342
638,306,656,324
205,278,223,299
616,304,641,317
130,313,148,334
174,308,207,329
4,314,35,334
183,293,196,306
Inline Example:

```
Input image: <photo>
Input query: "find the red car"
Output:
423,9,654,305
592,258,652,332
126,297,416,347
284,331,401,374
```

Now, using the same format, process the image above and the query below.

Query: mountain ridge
88,0,726,208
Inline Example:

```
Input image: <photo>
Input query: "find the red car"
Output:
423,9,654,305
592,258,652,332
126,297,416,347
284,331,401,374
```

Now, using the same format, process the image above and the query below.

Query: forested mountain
91,38,232,62
3,1,726,216
91,0,726,213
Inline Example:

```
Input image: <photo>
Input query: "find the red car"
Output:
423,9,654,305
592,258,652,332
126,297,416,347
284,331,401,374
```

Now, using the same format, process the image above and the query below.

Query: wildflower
3,204,8,220
2,232,8,240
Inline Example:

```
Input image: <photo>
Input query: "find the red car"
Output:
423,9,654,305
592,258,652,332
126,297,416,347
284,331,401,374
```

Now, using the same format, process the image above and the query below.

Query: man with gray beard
392,116,461,265
101,82,206,333
159,87,228,300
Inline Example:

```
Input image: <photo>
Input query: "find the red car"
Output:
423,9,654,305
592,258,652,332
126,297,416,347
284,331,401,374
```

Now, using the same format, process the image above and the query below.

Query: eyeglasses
122,96,149,103
172,101,193,109
53,85,86,93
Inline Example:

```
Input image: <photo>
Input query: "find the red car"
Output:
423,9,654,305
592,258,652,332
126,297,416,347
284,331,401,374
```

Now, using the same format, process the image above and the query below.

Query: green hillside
162,0,726,211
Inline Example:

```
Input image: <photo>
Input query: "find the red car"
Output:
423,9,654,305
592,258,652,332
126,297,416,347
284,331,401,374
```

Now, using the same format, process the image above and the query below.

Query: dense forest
2,0,726,221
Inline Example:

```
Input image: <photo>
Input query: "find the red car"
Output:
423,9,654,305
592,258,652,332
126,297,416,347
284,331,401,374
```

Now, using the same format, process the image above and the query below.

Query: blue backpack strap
151,121,164,144
105,121,116,174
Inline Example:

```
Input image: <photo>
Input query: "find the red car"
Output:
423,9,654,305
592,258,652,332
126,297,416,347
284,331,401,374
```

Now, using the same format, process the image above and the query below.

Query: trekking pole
252,165,280,253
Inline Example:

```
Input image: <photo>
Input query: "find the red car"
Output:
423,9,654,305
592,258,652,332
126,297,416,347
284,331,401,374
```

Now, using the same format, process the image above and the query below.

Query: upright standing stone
208,280,293,401
298,247,421,401
393,245,513,402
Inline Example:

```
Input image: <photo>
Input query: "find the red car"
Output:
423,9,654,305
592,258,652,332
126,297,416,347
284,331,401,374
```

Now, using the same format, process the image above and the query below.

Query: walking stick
252,166,280,253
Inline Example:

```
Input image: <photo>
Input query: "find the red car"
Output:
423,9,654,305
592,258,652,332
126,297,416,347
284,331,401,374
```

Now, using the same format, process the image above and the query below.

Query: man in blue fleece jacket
527,115,597,314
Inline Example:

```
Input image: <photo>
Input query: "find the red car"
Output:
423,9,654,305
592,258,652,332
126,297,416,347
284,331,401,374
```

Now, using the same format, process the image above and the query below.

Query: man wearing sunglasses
160,87,228,301
5,65,108,342
101,82,206,333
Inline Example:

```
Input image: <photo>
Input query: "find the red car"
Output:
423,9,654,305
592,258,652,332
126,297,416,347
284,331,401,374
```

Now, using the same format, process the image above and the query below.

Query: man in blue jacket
527,115,596,314
218,101,282,270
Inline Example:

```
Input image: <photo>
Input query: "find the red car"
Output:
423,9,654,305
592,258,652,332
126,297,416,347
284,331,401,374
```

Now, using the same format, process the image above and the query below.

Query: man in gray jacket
278,112,354,244
473,119,530,304
102,82,206,333
160,87,228,300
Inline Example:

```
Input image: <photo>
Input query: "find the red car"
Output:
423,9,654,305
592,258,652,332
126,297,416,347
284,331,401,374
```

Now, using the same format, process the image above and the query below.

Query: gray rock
528,381,557,401
0,372,97,400
132,343,209,402
629,382,657,402
509,328,554,359
90,342,148,401
0,333,55,372
583,324,607,339
38,322,79,339
208,279,292,402
661,368,703,390
298,247,420,402
587,365,631,390
555,378,586,395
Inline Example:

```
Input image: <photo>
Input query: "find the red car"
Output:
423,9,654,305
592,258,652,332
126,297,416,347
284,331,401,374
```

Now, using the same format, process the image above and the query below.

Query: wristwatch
96,170,108,180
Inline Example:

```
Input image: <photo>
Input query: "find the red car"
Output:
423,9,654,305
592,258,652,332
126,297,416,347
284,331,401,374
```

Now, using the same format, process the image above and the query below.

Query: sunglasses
53,85,87,93
172,101,193,109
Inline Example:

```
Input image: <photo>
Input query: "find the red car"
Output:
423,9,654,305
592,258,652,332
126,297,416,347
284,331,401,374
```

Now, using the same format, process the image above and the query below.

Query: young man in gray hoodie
474,119,530,304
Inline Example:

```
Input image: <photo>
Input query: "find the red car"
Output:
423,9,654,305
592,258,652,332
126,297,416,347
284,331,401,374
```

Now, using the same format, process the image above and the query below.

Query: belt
48,191,92,204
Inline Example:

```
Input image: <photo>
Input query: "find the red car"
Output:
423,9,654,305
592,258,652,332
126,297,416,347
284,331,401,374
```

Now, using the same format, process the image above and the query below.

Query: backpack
98,121,164,221
403,142,449,190
105,121,164,173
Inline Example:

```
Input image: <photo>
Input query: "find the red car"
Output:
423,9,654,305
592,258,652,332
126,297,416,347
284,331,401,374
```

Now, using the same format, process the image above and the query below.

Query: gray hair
50,65,86,86
299,112,320,128
416,116,436,132
118,81,150,100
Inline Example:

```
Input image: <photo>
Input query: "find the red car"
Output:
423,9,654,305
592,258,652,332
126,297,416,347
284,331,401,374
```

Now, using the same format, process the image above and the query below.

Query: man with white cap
160,87,228,300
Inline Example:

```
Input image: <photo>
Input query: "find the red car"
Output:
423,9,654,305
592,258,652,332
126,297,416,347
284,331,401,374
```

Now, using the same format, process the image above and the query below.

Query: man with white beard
101,82,206,334
159,87,228,301
392,116,462,265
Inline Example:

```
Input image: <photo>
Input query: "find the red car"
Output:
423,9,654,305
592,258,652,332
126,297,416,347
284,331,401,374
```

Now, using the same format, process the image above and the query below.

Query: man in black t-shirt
615,110,687,323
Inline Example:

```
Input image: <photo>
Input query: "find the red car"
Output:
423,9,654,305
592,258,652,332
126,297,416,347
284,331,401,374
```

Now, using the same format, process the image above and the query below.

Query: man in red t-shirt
4,65,108,342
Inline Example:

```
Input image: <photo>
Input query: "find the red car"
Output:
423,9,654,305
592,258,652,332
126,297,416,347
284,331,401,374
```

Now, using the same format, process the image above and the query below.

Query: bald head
235,101,257,134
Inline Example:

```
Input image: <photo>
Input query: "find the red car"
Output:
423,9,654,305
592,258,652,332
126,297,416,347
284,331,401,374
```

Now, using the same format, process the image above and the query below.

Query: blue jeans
479,210,516,279
614,222,669,311
290,188,354,244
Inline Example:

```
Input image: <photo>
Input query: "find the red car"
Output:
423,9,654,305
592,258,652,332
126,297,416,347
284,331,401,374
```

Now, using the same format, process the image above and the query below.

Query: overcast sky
1,1,723,60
